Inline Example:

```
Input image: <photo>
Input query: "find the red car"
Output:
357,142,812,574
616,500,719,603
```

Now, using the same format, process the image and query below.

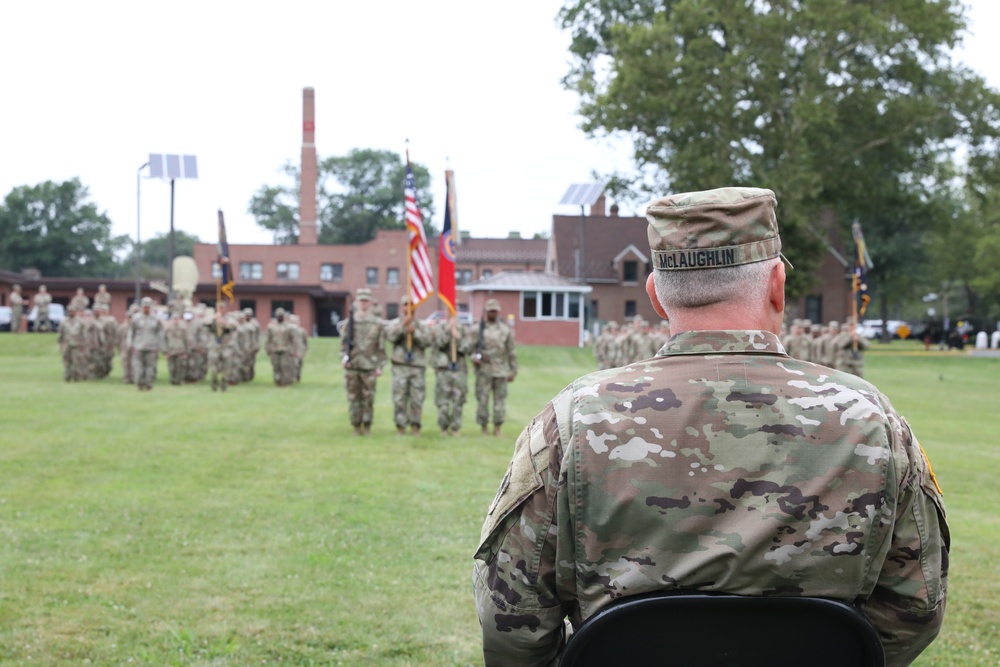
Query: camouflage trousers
247,349,258,381
209,347,233,391
435,368,468,432
475,374,509,427
10,309,22,333
270,350,295,386
345,369,378,428
98,347,115,379
133,350,158,389
187,349,207,382
121,348,134,384
167,353,187,385
391,364,426,428
36,312,51,332
63,346,89,381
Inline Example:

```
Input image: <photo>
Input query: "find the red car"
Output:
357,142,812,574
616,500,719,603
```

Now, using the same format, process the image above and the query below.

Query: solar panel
148,153,199,179
559,182,605,206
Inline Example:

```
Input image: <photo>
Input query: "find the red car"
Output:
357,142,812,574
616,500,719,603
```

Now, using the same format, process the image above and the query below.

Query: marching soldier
9,284,24,333
432,313,475,436
289,314,308,383
341,288,386,435
57,307,89,381
265,308,296,386
163,311,189,385
205,305,237,392
473,299,518,437
33,285,52,332
128,297,163,390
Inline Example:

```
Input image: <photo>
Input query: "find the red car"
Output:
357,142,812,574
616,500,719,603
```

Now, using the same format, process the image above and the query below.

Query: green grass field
0,335,997,666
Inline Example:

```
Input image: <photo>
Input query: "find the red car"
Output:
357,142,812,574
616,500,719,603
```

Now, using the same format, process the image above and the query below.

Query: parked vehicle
0,306,11,332
423,310,474,326
27,303,66,331
859,319,908,340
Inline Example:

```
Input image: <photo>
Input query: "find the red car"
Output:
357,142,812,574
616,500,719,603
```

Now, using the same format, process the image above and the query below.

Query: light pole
135,161,148,303
148,153,198,305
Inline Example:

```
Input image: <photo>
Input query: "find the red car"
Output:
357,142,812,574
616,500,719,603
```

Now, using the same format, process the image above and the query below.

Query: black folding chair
560,592,885,667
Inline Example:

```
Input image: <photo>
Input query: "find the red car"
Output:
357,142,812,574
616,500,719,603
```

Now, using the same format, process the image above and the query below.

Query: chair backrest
559,592,885,667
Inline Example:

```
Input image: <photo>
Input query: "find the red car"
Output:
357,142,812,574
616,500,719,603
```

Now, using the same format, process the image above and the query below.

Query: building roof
453,237,547,264
550,213,651,282
459,270,591,293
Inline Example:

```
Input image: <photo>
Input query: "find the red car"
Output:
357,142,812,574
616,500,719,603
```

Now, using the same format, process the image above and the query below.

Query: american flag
405,163,434,306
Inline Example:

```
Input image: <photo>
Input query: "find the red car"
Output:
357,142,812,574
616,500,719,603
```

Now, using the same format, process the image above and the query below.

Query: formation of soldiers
779,318,868,377
340,290,517,437
594,316,867,378
593,318,672,369
48,286,313,391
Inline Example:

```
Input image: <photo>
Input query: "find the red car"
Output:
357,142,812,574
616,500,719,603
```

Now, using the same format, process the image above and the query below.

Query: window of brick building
623,260,639,283
271,300,294,315
211,262,222,279
277,262,300,280
239,299,257,315
385,303,399,319
482,269,493,279
320,263,343,282
366,267,378,285
240,262,263,280
386,268,400,286
457,269,473,285
625,300,637,318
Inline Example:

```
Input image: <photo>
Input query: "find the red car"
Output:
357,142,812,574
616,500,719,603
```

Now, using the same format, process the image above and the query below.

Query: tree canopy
248,149,435,245
559,0,1000,299
120,230,202,280
0,179,129,278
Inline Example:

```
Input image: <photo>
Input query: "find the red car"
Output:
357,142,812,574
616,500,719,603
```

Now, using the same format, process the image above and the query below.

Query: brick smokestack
299,87,318,245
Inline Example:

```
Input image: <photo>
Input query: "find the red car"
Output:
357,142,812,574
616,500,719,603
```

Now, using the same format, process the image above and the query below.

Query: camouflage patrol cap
140,297,154,307
485,298,501,311
274,307,287,316
356,288,373,301
243,307,253,316
646,187,785,271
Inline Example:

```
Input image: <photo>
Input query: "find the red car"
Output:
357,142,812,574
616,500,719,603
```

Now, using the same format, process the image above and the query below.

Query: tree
559,0,1000,296
120,230,203,280
248,149,435,245
0,179,129,277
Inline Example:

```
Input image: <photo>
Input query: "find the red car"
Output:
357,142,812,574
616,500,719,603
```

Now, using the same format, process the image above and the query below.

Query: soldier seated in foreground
473,187,948,667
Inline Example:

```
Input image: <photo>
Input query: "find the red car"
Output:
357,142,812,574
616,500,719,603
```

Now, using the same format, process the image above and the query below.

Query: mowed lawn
0,334,996,666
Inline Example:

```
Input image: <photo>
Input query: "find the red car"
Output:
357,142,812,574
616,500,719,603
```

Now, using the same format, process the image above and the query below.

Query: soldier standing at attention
289,314,308,383
385,297,433,435
57,307,89,381
432,313,475,436
69,287,89,313
265,308,296,386
128,297,163,391
473,187,948,667
204,304,237,392
163,311,189,385
95,304,118,379
186,305,210,383
9,284,24,333
473,299,518,436
341,288,386,435
33,285,52,332
93,284,111,311
118,304,138,384
81,309,102,379
243,308,261,381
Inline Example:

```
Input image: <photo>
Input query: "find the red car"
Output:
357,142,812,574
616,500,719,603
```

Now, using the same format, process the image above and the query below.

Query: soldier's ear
645,274,668,320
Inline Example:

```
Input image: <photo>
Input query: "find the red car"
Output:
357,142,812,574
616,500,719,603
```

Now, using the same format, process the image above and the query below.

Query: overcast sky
1,1,998,248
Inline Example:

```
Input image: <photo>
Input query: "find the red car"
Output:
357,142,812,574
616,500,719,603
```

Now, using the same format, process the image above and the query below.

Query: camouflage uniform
243,309,261,381
96,308,118,378
474,304,518,433
186,308,210,382
385,306,433,432
69,290,89,313
341,291,386,434
9,286,24,333
432,318,475,434
290,314,308,383
473,187,947,667
118,307,137,384
835,325,869,377
231,314,252,385
205,312,237,391
57,311,89,381
129,301,164,390
33,289,52,332
593,322,618,369
265,312,297,386
81,310,102,379
163,315,189,385
92,285,112,311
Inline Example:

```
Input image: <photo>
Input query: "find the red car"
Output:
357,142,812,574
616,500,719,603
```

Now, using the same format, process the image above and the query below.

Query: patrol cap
274,307,287,316
140,297,154,307
485,298,501,311
646,187,787,271
356,288,372,301
243,307,253,316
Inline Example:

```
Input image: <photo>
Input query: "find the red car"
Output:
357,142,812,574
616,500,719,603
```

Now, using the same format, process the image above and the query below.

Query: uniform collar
658,330,787,356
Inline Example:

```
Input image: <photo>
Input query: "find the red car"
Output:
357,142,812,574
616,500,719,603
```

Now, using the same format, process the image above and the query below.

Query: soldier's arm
860,407,949,666
376,323,388,370
506,331,519,376
473,402,565,667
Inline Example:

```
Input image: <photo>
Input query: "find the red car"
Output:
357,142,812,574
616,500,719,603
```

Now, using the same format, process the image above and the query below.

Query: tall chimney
299,87,318,245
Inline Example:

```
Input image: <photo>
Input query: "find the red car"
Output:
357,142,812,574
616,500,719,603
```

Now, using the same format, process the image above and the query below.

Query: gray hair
653,257,778,311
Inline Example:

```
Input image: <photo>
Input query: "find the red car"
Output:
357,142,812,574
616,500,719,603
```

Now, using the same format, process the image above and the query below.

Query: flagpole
404,142,413,354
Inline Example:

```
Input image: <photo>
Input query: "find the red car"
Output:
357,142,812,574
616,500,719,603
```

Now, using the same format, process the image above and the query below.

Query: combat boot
493,424,502,437
411,424,421,435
